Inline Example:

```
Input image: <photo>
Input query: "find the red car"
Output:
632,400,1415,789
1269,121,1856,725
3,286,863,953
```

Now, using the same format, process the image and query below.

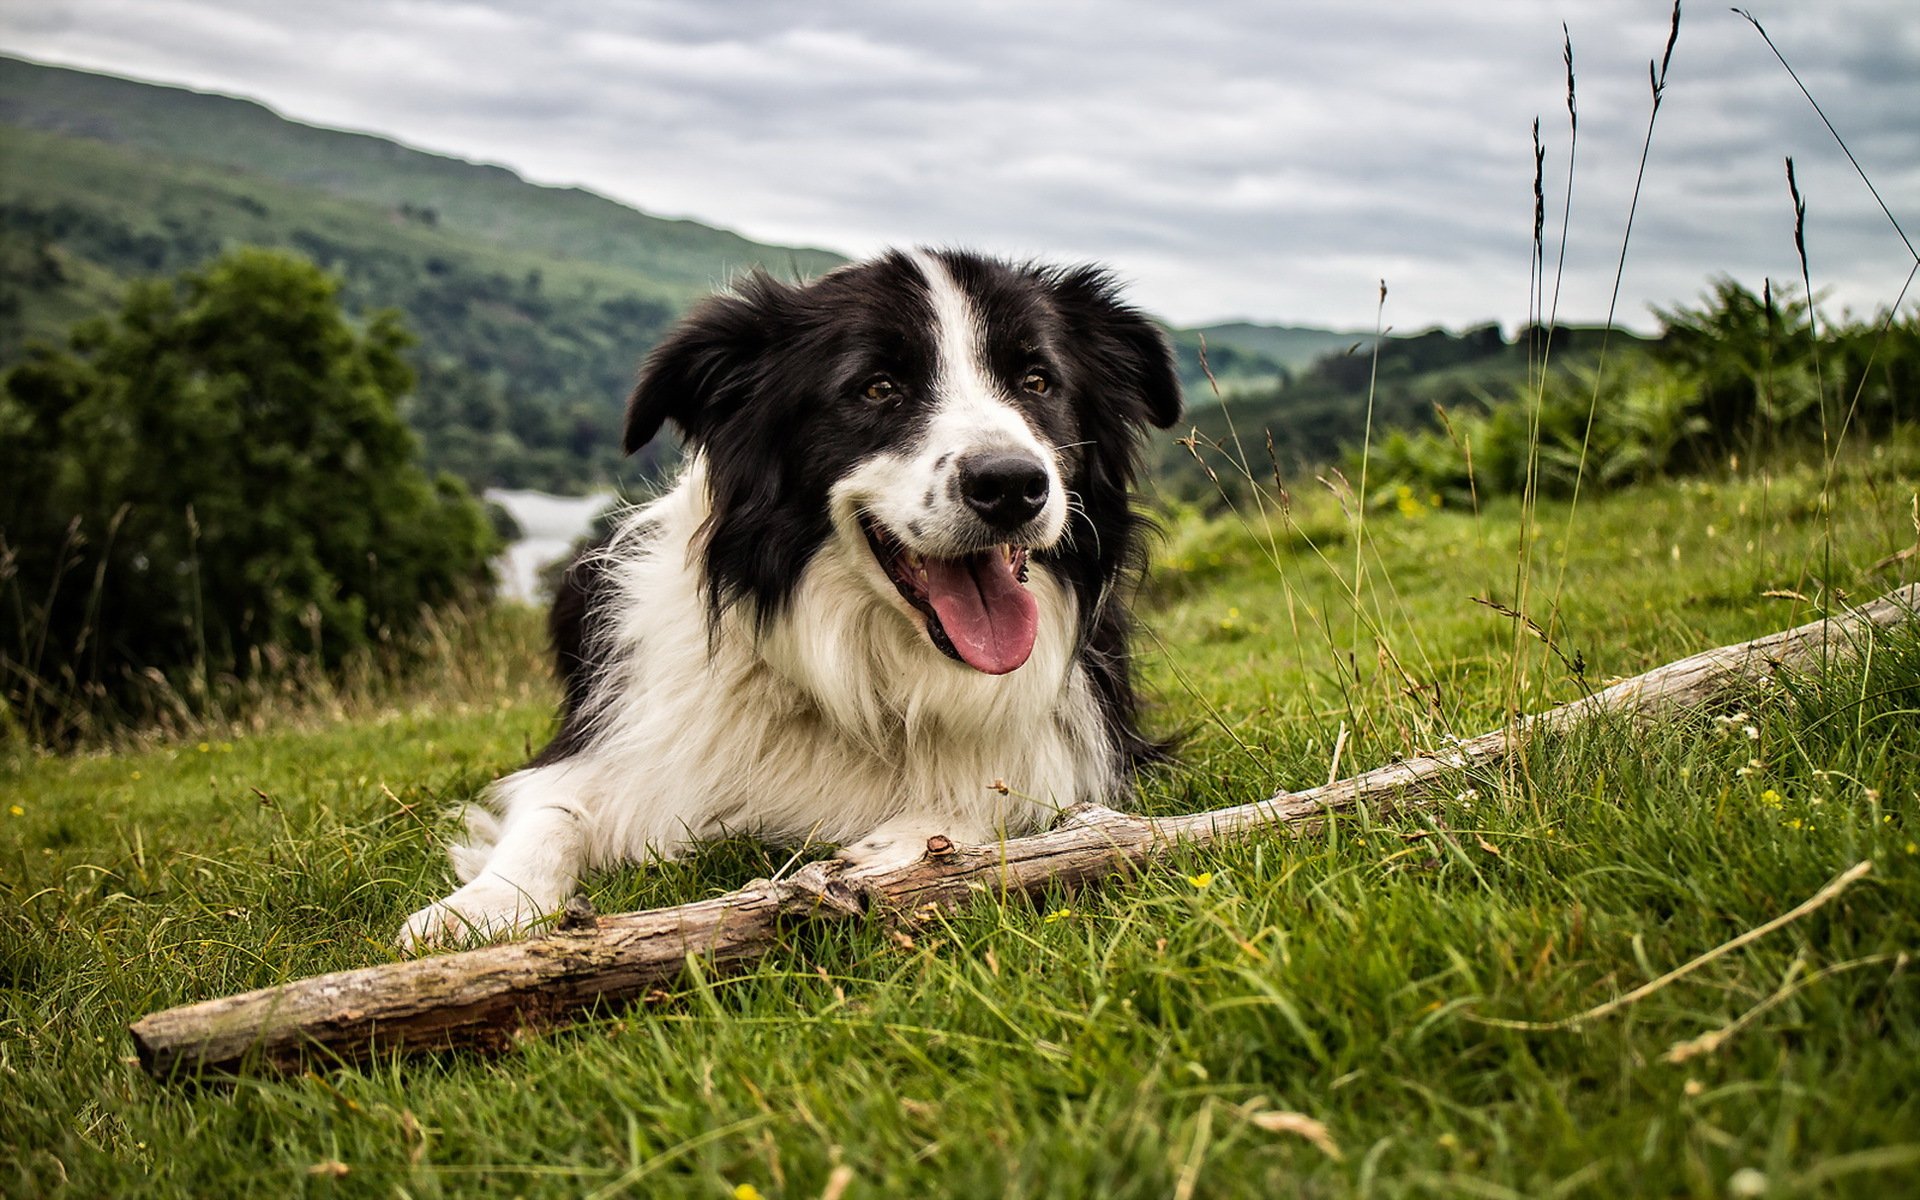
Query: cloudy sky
3,0,1916,330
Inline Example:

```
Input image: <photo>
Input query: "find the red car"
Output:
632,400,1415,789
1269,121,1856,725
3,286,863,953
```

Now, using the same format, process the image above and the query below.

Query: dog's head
624,248,1181,675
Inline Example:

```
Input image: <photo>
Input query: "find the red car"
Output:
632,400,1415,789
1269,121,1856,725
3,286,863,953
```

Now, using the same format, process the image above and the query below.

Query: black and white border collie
400,248,1181,949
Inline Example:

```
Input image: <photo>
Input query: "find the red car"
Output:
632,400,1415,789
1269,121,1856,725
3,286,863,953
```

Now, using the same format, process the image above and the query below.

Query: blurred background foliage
0,248,498,742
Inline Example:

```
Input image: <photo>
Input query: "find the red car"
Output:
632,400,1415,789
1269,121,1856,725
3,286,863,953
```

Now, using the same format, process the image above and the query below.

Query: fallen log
130,583,1920,1077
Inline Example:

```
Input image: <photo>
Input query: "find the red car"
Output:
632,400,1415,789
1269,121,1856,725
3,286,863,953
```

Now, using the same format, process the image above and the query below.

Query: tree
1,248,498,740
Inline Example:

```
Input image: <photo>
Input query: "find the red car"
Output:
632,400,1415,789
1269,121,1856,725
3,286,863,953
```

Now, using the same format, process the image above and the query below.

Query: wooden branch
130,584,1919,1077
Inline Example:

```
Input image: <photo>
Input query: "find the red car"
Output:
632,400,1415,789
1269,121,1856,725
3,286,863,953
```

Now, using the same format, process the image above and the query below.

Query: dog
399,248,1181,950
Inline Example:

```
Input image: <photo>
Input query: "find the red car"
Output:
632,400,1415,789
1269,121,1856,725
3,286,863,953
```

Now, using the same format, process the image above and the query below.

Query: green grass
4,442,1920,1197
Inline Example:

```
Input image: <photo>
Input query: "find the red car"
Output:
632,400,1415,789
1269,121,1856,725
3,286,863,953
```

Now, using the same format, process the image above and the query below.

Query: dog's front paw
836,832,916,873
395,879,553,953
837,824,973,874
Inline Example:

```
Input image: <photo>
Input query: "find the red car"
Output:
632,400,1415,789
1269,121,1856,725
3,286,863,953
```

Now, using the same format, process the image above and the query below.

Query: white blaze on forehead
907,249,1044,454
907,248,989,397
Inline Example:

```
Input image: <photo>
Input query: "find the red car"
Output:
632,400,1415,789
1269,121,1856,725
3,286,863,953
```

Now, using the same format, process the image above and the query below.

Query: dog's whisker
1065,491,1103,558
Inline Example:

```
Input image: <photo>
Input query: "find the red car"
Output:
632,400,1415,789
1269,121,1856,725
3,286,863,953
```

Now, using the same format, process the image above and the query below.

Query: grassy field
4,435,1920,1197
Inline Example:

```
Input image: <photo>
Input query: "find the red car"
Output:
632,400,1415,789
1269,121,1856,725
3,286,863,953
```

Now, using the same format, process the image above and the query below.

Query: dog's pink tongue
924,551,1037,675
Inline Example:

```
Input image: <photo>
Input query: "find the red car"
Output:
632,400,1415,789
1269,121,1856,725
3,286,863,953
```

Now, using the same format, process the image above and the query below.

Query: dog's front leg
397,799,585,951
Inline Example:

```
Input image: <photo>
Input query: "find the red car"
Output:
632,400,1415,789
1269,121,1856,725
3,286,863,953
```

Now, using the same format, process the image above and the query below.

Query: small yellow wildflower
197,742,211,753
1188,872,1214,890
7,805,22,817
1759,789,1783,808
1044,908,1072,924
732,1187,764,1200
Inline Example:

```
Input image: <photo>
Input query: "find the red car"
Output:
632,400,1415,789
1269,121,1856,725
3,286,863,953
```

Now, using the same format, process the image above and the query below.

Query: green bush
0,248,498,741
1359,280,1917,509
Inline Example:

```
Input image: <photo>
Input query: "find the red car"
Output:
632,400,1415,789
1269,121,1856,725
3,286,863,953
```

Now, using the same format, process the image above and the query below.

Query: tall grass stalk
1738,7,1920,560
1544,0,1682,645
1507,20,1588,731
1783,156,1837,635
1349,280,1389,665
1528,26,1580,398
1733,9,1917,263
1739,6,1920,646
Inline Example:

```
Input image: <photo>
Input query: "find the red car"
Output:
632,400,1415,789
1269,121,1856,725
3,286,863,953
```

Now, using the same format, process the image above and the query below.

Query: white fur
398,254,1117,951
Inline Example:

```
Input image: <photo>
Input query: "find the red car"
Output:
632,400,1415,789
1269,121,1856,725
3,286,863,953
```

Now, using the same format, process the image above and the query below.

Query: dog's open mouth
860,515,1036,675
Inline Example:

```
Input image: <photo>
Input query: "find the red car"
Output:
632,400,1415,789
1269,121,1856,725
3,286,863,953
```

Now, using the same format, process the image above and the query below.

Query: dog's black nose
958,452,1050,530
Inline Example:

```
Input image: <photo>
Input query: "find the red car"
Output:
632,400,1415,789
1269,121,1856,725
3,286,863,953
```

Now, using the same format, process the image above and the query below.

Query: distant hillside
1168,322,1385,409
1194,321,1377,375
0,56,845,297
0,55,845,490
1154,322,1652,502
1164,326,1290,399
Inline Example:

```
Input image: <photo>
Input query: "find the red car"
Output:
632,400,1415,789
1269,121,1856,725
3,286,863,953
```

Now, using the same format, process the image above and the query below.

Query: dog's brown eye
1020,370,1052,395
862,376,899,403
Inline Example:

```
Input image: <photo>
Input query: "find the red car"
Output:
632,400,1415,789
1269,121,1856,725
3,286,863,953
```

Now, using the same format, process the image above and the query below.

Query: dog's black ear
1051,265,1183,430
623,275,783,455
1116,311,1183,430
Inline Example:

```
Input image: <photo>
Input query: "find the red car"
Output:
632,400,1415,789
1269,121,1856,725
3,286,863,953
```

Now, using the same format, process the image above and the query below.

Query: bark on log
130,584,1920,1077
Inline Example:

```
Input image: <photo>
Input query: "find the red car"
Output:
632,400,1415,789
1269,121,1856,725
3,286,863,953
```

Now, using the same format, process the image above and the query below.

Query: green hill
0,55,845,490
0,55,845,299
1194,320,1377,374
1165,325,1292,400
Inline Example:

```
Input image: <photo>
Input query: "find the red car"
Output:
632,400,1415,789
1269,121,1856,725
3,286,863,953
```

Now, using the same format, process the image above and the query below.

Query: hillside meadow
4,432,1919,1197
